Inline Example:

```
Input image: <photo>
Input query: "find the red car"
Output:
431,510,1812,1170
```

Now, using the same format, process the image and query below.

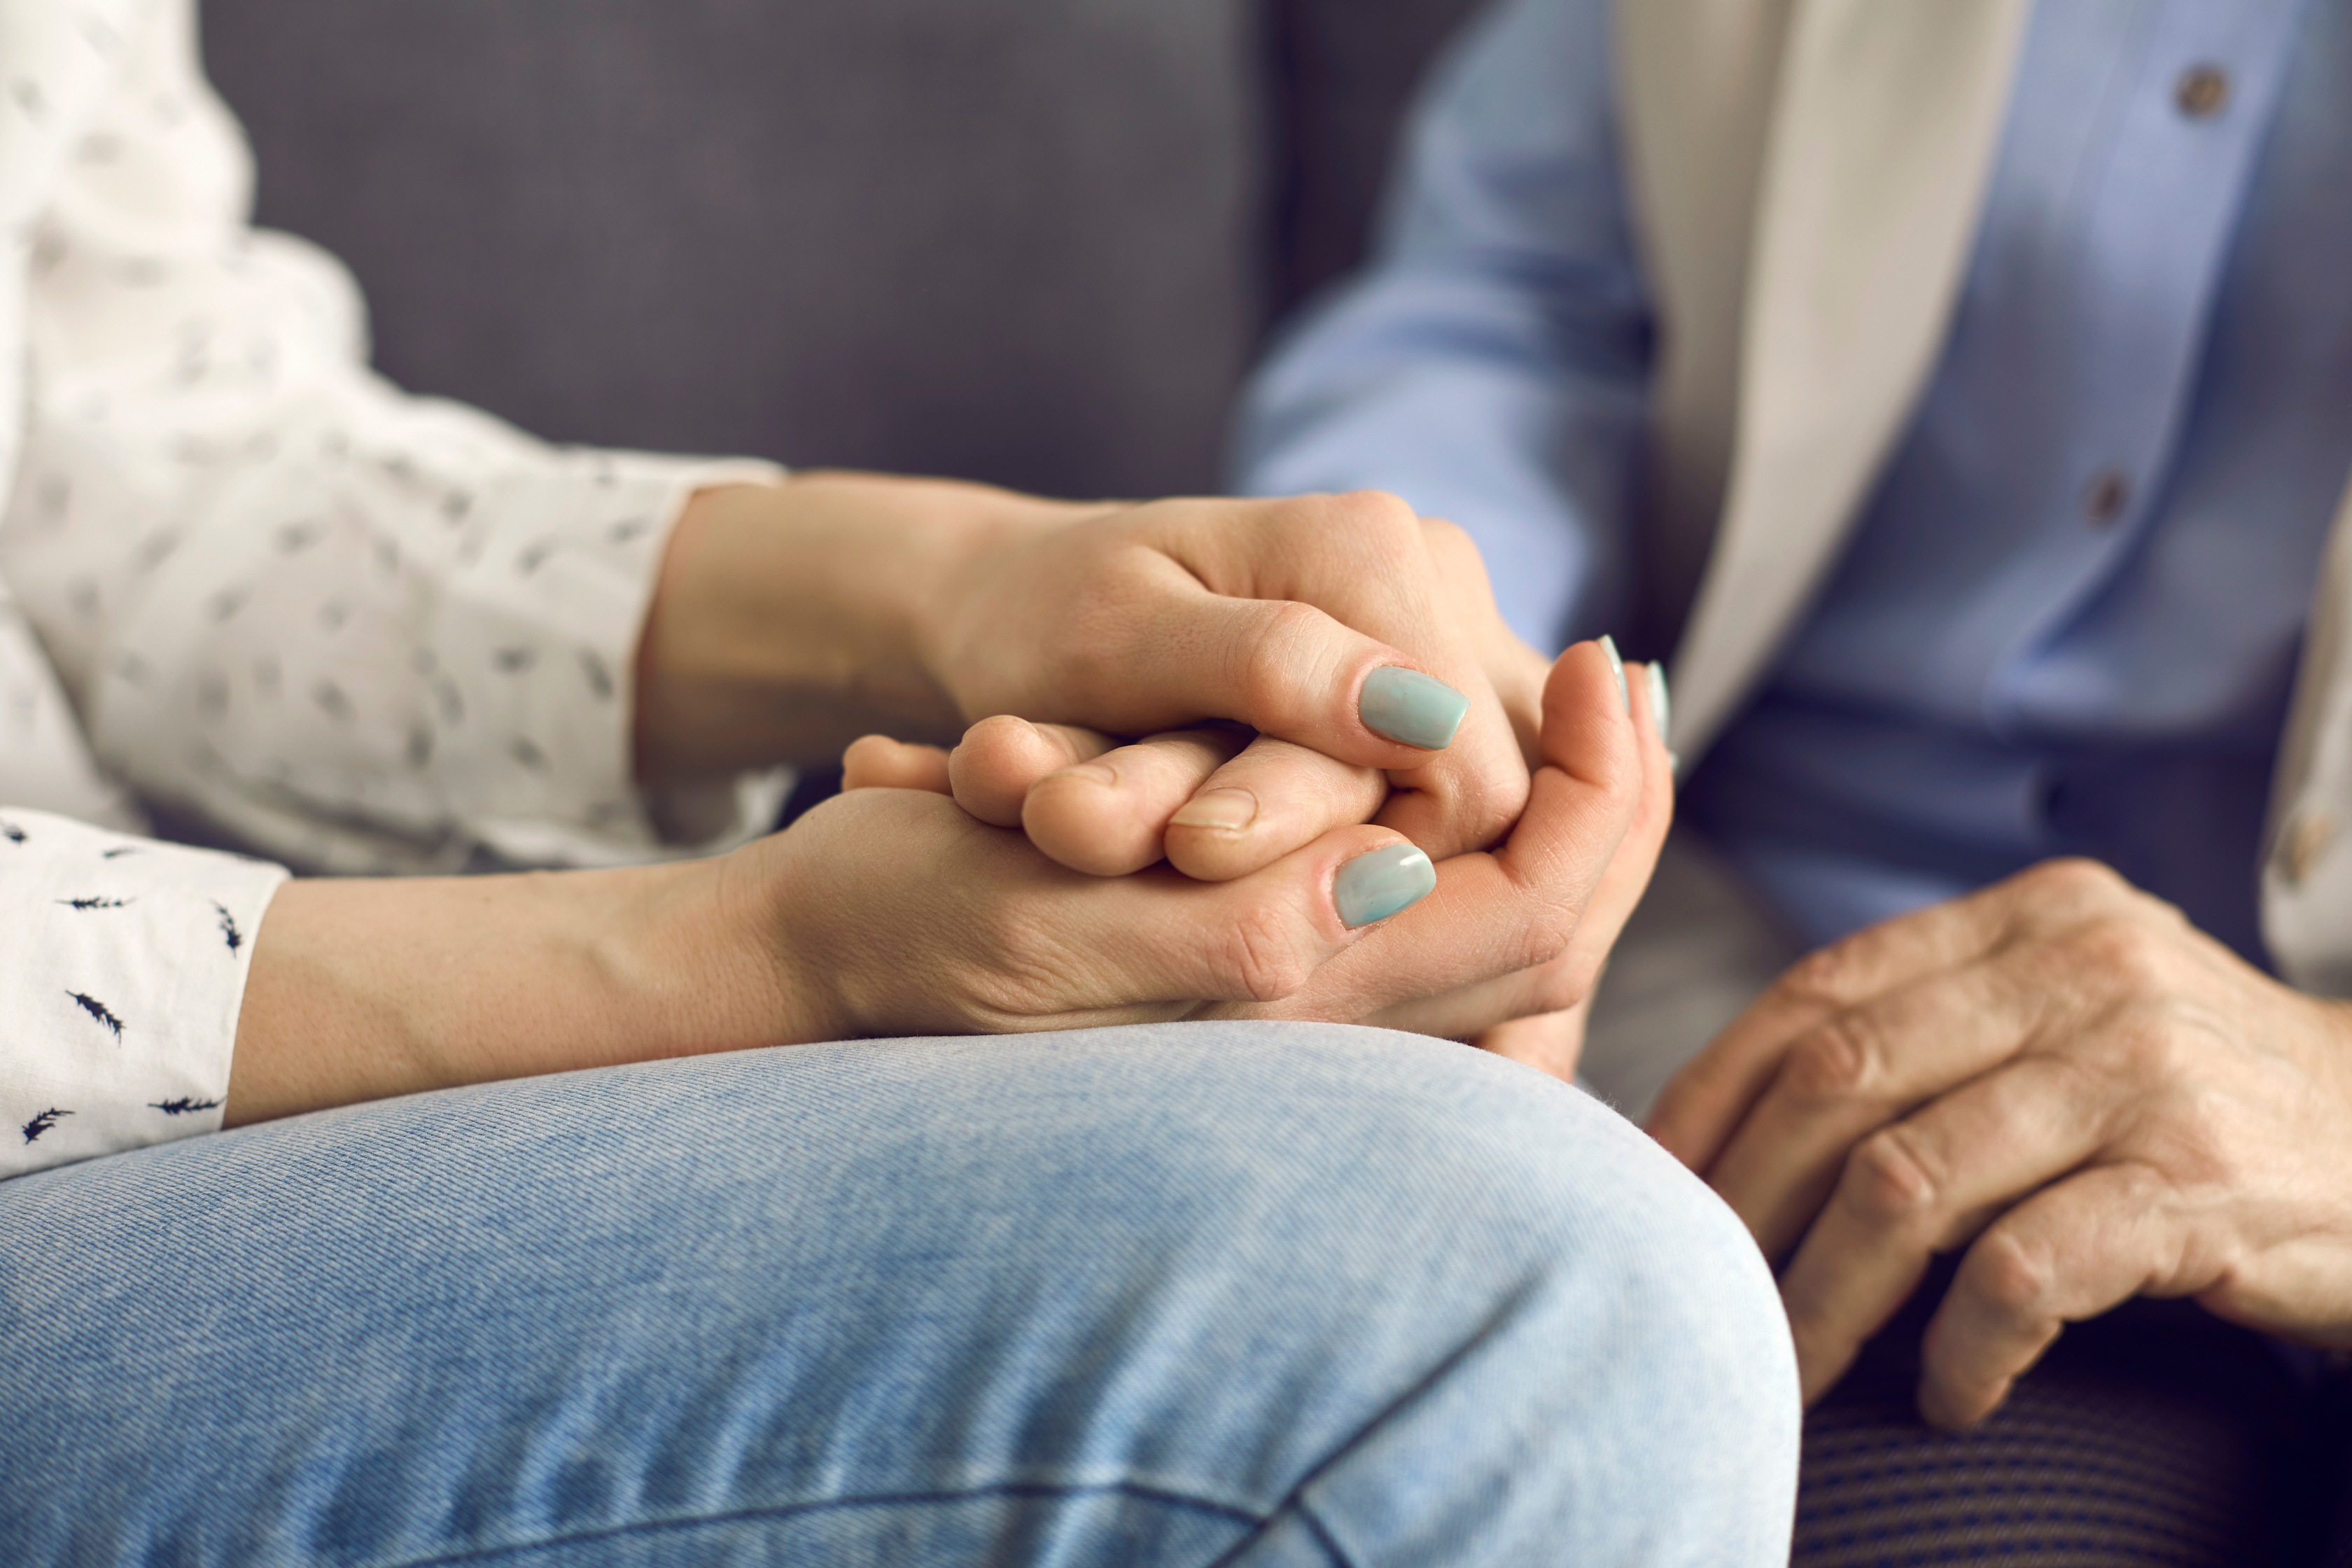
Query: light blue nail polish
1647,661,1672,741
1600,635,1630,713
1334,843,1436,929
1359,666,1469,750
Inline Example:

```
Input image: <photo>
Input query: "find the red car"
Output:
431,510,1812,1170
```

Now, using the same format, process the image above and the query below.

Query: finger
999,820,1438,1016
1374,656,1673,1042
1648,886,2042,1172
841,735,953,794
1917,1162,2176,1428
1255,640,1642,1022
1164,734,1388,882
1703,958,2049,1259
809,790,1439,1037
1116,500,1530,860
1549,657,1676,988
1774,1051,2114,1404
948,717,1115,826
1022,727,1250,876
1472,1005,1588,1084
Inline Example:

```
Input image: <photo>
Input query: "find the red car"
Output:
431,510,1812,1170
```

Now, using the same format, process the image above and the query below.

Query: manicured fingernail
1600,635,1629,713
1170,788,1258,832
1334,843,1436,928
1646,662,1672,739
1359,666,1469,750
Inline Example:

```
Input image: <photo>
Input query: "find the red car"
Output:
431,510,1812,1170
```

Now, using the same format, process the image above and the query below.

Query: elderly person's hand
1646,859,2352,1429
635,476,1541,867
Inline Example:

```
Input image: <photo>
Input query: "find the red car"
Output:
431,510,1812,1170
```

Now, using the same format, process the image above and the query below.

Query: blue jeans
2,1023,1798,1566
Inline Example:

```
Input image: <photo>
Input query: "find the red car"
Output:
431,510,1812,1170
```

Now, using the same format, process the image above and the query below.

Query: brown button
2084,469,2132,527
2176,65,2230,119
2283,810,2335,887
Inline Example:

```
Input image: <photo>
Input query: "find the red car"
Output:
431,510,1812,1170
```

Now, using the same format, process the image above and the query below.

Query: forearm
634,473,1091,783
224,855,808,1126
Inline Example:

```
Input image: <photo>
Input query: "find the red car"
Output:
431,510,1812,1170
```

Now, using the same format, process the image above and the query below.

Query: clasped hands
657,475,1672,1067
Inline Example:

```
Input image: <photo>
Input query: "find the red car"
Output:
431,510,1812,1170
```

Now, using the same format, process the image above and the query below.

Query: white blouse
1,0,787,1178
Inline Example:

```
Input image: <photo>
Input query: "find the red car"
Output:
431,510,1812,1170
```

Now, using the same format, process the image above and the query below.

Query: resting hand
1646,859,2352,1428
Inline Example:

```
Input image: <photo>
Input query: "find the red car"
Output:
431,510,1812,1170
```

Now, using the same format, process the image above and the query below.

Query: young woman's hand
849,512,1555,886
845,641,1674,1073
638,477,1546,867
228,779,1438,1127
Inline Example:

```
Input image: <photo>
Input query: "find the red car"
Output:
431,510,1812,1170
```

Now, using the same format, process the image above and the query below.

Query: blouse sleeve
0,0,790,876
0,806,286,1180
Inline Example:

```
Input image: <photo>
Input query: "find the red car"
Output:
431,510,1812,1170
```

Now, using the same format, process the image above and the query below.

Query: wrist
228,857,824,1126
635,474,1084,781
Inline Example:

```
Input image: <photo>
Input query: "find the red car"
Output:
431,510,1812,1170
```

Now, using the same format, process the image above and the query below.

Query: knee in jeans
1189,1024,1799,1563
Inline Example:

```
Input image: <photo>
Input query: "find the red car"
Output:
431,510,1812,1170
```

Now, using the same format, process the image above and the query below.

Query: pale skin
225,474,1672,1124
1648,858,2352,1430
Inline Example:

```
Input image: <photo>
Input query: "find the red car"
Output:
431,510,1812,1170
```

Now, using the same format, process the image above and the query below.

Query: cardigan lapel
1654,0,2033,759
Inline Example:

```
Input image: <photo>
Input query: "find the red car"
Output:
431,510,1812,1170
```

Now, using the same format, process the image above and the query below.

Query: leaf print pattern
2,807,289,1178
0,0,780,1179
66,990,125,1038
20,1108,71,1144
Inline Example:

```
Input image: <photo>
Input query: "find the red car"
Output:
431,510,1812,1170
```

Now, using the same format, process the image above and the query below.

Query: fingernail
1334,843,1436,929
1600,635,1630,713
1170,788,1258,832
1359,666,1469,750
1646,662,1672,739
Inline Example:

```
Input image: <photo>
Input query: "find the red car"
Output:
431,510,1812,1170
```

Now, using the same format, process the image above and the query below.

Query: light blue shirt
1234,0,2352,964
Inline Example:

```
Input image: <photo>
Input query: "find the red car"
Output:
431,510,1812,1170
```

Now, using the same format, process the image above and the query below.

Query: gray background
200,0,1487,503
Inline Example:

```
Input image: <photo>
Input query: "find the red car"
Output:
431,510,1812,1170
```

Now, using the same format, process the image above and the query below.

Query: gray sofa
200,0,1485,504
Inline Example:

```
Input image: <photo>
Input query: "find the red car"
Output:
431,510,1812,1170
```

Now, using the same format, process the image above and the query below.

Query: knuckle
1418,514,1478,564
2060,916,2172,995
2017,856,2127,908
1508,899,1576,974
1532,960,1599,1016
1842,1126,1943,1233
1233,599,1331,718
1278,490,1423,572
1780,940,1874,1010
1214,899,1316,1003
1329,489,1422,540
1784,1014,1883,1103
1966,1228,2059,1321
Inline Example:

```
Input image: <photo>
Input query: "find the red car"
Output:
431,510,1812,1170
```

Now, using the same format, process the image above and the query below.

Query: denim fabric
1,1023,1797,1567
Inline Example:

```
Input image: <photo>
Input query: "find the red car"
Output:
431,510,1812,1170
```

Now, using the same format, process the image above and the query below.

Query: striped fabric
1794,1281,2338,1567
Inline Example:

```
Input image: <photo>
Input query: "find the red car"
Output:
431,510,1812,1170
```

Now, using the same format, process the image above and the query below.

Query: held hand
930,494,1539,865
1646,860,2352,1428
850,643,1672,1054
643,477,1541,863
226,782,1440,1126
752,780,1436,1042
914,519,1564,886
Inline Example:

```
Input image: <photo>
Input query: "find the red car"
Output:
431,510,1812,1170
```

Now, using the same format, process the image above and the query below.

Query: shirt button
2083,468,2132,527
2283,810,2335,887
2176,65,2230,119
